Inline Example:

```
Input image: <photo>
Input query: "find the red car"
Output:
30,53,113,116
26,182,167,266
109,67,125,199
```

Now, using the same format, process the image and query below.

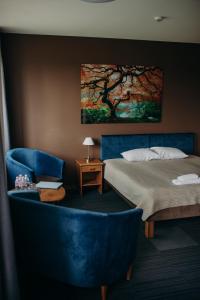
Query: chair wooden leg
126,264,133,280
145,221,155,238
101,285,107,300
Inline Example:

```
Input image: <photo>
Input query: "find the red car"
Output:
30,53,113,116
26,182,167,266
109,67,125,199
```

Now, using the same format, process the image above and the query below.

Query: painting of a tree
81,64,163,124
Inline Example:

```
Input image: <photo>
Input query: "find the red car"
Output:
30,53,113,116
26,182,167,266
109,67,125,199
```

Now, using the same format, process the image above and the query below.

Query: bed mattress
104,155,200,220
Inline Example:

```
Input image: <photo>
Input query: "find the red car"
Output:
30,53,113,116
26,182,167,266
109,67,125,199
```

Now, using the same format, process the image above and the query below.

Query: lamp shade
83,137,95,146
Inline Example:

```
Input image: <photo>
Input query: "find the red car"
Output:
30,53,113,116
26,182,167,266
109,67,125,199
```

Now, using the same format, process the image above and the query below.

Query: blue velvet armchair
6,148,65,188
9,191,142,300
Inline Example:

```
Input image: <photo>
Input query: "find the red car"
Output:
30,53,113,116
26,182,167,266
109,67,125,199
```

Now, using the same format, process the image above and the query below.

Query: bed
100,133,200,238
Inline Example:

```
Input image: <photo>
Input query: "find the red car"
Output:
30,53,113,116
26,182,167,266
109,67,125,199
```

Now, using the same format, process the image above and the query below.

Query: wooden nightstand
75,159,104,195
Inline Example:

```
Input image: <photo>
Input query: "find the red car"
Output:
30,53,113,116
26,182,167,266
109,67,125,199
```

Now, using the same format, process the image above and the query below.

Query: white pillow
121,148,160,162
150,147,188,160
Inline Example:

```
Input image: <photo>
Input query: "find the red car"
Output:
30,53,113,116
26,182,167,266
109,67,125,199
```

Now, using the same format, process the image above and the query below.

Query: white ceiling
0,0,200,43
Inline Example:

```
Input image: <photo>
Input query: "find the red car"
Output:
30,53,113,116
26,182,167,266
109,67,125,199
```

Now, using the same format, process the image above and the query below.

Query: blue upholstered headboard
100,133,195,161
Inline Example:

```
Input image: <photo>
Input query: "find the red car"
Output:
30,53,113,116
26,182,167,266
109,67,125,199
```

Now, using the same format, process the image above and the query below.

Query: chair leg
101,285,107,300
126,264,133,280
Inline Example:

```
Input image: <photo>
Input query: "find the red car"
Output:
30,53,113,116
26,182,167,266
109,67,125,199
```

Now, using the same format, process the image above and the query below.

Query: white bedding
104,155,200,220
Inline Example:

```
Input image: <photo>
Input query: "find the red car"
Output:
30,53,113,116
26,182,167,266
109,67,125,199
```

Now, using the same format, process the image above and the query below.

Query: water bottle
24,174,30,188
18,174,23,189
15,176,19,189
22,175,26,189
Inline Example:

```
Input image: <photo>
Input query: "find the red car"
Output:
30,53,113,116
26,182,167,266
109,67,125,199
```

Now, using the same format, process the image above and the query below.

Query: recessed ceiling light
80,0,116,3
154,16,166,22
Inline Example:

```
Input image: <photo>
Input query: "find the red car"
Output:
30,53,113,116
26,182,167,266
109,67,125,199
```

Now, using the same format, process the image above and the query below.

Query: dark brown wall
2,34,200,183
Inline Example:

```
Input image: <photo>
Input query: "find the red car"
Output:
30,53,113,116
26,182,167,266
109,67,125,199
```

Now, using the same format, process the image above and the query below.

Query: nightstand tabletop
76,159,103,166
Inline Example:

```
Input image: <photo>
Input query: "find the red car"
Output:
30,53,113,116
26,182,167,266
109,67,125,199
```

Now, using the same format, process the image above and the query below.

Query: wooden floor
19,188,200,300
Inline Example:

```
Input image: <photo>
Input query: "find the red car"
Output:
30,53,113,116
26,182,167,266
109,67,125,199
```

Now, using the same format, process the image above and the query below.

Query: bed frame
100,132,200,238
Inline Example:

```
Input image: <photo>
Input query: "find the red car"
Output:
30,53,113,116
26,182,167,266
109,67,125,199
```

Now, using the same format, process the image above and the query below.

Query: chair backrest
34,150,64,178
9,192,143,287
65,207,143,287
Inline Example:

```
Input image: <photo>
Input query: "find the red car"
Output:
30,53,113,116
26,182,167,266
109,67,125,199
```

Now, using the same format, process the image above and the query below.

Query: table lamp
83,137,94,163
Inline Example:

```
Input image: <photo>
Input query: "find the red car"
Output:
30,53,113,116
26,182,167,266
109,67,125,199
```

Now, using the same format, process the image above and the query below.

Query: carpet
150,225,198,251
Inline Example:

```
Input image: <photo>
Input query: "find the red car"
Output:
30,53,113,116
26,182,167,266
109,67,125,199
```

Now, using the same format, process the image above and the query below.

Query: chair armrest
6,156,35,188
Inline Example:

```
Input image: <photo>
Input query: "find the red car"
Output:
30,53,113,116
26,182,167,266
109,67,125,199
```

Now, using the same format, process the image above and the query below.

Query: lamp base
86,158,90,163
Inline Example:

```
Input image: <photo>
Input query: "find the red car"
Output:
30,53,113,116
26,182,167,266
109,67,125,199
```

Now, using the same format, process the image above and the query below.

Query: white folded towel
177,173,199,181
172,178,200,185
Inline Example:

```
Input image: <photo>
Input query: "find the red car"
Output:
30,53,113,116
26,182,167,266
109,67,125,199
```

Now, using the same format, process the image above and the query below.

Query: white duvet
104,155,200,220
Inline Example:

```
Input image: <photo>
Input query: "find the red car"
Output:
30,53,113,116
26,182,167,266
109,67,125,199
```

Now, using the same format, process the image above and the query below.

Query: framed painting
81,64,163,124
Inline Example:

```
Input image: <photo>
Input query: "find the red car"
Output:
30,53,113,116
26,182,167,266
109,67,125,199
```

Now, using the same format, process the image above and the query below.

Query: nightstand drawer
81,165,101,172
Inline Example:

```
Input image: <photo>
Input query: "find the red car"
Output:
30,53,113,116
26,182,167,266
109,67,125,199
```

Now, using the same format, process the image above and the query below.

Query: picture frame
81,64,163,124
